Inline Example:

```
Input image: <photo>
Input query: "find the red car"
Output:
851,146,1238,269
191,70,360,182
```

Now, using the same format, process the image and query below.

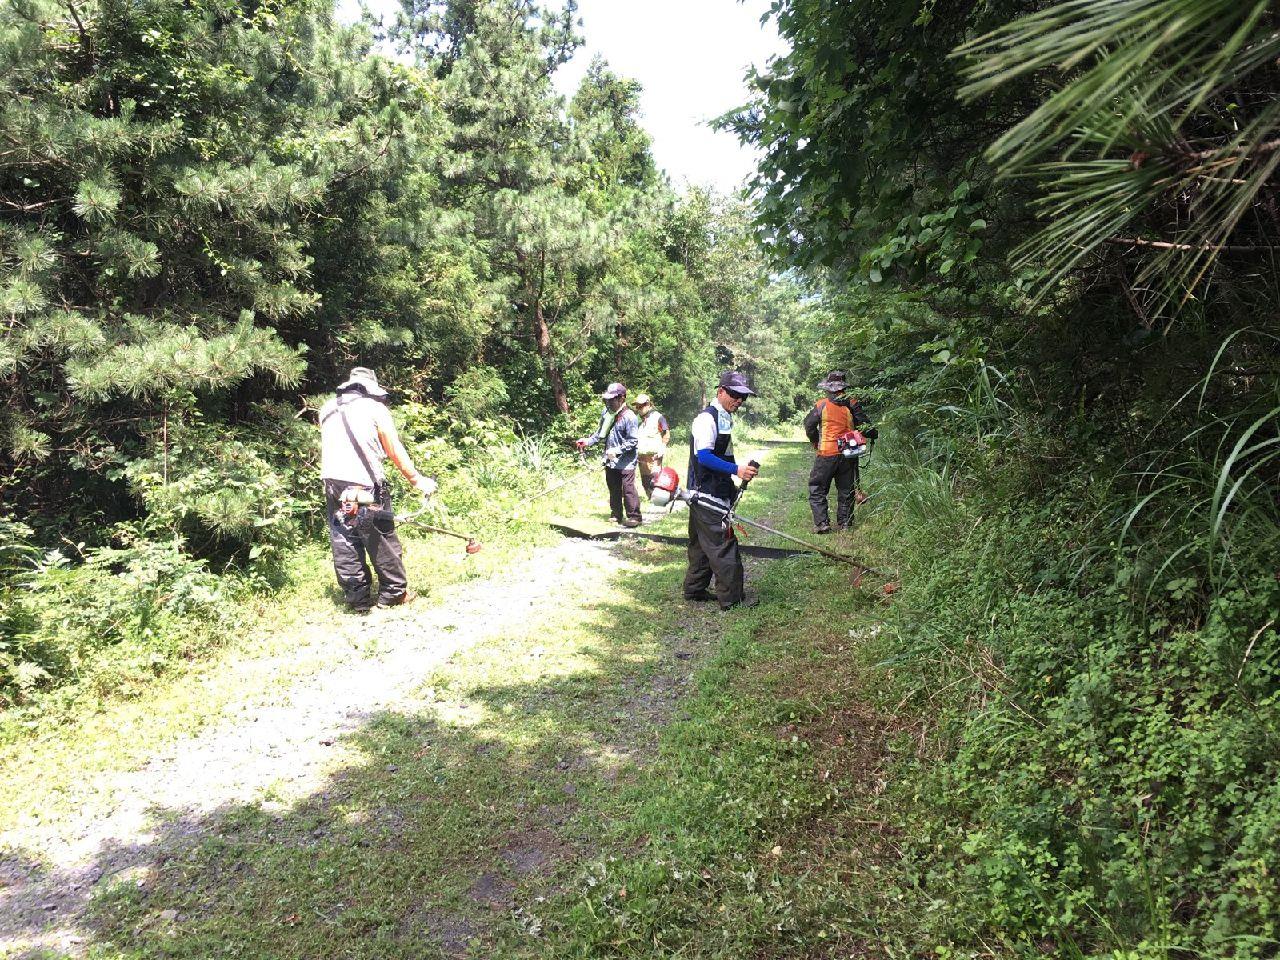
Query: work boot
719,594,759,612
376,591,414,609
621,517,641,528
814,524,832,535
684,590,716,602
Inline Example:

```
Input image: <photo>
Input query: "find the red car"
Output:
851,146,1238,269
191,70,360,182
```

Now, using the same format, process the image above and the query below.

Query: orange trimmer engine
649,466,681,507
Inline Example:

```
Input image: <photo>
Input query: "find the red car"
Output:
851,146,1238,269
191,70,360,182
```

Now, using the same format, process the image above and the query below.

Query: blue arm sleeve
696,448,738,475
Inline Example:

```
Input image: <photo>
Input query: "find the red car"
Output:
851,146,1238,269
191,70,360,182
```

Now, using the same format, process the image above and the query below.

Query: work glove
413,475,438,499
604,448,621,467
865,426,880,442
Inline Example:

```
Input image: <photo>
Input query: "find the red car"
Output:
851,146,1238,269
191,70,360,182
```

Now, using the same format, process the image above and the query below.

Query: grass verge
497,438,920,958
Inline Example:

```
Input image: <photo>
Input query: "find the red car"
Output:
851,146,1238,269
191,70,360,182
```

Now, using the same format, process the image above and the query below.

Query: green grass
495,438,912,959
4,433,923,960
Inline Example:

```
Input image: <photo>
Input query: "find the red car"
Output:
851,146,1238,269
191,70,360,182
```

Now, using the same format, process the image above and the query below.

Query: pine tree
0,0,469,532
429,0,604,414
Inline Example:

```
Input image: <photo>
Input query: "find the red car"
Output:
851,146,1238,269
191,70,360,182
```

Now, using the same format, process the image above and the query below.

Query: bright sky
335,0,787,193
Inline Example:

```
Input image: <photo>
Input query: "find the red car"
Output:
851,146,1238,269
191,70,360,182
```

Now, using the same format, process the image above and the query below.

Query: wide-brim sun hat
601,382,627,399
337,366,388,397
817,370,848,392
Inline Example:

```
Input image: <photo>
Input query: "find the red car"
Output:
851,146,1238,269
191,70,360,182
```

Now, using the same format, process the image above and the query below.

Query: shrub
0,529,234,710
861,435,1280,956
122,407,314,581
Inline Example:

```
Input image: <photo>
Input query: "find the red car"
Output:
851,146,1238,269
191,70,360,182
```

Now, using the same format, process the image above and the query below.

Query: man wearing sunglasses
683,370,760,610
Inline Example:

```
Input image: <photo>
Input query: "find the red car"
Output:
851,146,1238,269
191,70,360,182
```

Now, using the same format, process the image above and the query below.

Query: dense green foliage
0,0,820,710
735,0,1280,954
14,0,1274,953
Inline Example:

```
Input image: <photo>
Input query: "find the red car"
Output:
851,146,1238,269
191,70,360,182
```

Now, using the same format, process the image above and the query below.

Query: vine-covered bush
861,438,1280,956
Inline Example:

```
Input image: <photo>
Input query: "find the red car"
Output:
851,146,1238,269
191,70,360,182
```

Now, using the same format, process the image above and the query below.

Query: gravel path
0,536,617,958
1,453,811,959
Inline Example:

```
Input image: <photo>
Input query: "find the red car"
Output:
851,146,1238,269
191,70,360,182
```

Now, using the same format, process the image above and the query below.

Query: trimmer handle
733,459,761,507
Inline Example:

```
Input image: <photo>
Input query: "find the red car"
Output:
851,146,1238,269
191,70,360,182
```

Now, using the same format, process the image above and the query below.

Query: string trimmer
520,451,600,508
649,464,891,578
397,504,482,554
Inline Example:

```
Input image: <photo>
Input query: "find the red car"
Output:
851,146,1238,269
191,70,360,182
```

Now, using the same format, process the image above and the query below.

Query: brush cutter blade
465,540,482,554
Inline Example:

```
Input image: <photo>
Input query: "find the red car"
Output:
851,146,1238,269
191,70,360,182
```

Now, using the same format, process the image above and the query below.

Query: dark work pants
323,479,408,610
682,501,745,607
809,455,859,529
605,467,641,521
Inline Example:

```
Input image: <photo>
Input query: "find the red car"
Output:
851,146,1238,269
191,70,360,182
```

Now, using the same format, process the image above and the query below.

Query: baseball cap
718,370,757,397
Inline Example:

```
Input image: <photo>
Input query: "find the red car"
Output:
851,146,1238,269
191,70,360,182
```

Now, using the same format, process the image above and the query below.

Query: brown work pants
637,453,664,497
682,501,745,608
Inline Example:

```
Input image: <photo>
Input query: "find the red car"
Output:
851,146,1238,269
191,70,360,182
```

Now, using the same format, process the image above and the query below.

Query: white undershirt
691,398,733,454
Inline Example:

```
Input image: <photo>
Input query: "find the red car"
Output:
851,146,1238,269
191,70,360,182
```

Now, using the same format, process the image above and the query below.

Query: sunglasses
725,390,748,402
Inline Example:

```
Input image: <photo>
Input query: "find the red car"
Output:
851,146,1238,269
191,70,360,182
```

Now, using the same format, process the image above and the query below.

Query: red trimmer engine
649,466,681,507
836,430,870,460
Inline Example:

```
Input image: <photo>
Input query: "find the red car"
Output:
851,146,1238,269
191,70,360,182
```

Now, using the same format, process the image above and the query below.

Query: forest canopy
0,0,821,708
0,0,819,546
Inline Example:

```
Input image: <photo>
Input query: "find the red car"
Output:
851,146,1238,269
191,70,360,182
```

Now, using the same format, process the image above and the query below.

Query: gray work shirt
585,406,639,471
319,393,392,486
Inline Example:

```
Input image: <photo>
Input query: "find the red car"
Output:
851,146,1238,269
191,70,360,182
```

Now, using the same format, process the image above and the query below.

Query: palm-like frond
956,0,1280,314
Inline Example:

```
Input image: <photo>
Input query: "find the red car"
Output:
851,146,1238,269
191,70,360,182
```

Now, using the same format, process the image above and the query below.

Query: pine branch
330,137,392,186
1176,136,1280,165
0,197,61,212
64,1,91,61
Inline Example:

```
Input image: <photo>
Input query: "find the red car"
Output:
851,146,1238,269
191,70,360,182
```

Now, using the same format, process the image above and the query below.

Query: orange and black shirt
804,396,870,457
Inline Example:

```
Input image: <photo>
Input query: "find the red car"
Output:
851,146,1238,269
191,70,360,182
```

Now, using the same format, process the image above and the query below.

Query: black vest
687,404,736,501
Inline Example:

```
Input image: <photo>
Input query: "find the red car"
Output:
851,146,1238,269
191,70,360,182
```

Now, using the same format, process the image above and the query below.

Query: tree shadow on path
1,538,720,960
